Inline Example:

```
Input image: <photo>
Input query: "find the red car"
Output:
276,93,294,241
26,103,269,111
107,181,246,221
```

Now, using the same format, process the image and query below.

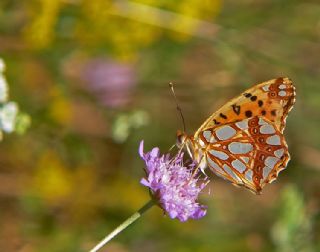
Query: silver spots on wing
228,142,253,154
279,90,287,97
262,85,270,91
245,169,253,182
209,149,229,160
266,135,281,145
240,156,250,164
223,164,241,182
215,125,237,141
274,148,284,158
264,156,279,168
207,156,225,174
260,124,276,134
231,159,246,173
263,166,272,179
203,130,212,142
203,130,217,143
235,119,249,130
279,84,286,89
258,118,268,125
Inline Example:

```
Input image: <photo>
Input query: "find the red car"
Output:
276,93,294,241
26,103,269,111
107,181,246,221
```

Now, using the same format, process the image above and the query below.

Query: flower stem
90,199,155,252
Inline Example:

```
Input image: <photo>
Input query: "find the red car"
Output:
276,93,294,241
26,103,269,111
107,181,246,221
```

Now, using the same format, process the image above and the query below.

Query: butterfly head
176,130,204,168
176,130,188,148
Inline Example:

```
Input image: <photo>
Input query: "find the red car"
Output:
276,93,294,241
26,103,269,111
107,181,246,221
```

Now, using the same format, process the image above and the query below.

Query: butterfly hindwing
201,116,289,193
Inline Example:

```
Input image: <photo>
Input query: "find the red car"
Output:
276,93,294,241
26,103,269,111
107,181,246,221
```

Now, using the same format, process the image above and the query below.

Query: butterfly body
177,77,296,194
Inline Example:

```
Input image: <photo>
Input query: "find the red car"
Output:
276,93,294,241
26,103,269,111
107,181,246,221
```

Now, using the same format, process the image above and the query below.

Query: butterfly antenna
169,82,186,133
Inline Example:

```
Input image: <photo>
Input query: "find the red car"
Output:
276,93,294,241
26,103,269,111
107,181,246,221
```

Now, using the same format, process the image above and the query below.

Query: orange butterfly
177,77,296,194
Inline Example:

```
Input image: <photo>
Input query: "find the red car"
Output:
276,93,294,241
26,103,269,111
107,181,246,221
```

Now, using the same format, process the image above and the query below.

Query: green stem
90,199,155,252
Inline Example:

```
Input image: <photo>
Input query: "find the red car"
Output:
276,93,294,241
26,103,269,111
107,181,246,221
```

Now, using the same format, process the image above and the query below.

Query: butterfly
177,77,296,194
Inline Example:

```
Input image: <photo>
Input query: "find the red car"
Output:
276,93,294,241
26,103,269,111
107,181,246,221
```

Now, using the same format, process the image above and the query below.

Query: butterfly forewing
188,77,295,194
195,77,295,138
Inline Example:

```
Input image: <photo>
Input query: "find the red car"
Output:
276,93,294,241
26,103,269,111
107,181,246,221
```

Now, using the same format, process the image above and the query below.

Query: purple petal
140,178,150,187
139,140,144,158
192,207,207,219
150,147,160,158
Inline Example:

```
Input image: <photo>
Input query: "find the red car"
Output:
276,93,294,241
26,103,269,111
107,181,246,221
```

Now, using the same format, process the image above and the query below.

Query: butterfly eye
176,130,186,148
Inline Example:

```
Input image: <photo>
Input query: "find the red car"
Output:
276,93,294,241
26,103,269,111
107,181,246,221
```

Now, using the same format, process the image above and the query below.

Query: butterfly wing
192,77,295,193
195,77,296,138
199,116,289,194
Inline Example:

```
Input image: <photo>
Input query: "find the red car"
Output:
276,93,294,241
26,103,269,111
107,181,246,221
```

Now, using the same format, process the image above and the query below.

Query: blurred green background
0,0,319,251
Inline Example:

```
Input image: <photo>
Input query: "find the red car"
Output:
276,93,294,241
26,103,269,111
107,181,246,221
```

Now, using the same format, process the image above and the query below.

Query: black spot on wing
232,104,241,115
250,96,257,101
245,110,253,117
213,119,221,125
219,113,227,119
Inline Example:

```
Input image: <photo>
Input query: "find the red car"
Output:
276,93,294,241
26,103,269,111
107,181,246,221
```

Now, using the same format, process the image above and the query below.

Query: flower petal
140,178,150,187
150,147,160,158
138,140,144,158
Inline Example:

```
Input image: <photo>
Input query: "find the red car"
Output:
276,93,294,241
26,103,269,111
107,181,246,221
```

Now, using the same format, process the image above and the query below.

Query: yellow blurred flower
22,0,221,58
49,86,72,125
24,0,62,49
32,151,72,205
76,0,221,60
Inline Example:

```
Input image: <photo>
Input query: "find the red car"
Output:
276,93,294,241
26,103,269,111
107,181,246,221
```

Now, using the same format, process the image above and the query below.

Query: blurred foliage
272,184,314,252
112,110,149,143
0,0,320,251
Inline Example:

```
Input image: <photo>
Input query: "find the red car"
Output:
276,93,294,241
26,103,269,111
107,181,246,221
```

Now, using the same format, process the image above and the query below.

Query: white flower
0,76,8,103
0,102,18,133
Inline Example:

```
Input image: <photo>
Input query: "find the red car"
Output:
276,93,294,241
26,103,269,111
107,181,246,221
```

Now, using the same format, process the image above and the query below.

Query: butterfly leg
191,154,208,177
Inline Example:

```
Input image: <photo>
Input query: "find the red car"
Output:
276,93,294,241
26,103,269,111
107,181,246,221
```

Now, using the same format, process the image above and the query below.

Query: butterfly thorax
176,130,207,171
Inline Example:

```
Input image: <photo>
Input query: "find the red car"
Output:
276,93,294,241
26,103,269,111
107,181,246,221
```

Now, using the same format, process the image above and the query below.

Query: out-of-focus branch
109,0,220,39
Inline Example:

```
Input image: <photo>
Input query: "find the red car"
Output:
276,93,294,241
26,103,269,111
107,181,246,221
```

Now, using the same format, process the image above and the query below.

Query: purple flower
63,56,137,108
139,141,208,222
80,58,136,108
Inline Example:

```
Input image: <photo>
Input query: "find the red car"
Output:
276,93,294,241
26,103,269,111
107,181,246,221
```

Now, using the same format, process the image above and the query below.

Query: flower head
139,141,208,222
